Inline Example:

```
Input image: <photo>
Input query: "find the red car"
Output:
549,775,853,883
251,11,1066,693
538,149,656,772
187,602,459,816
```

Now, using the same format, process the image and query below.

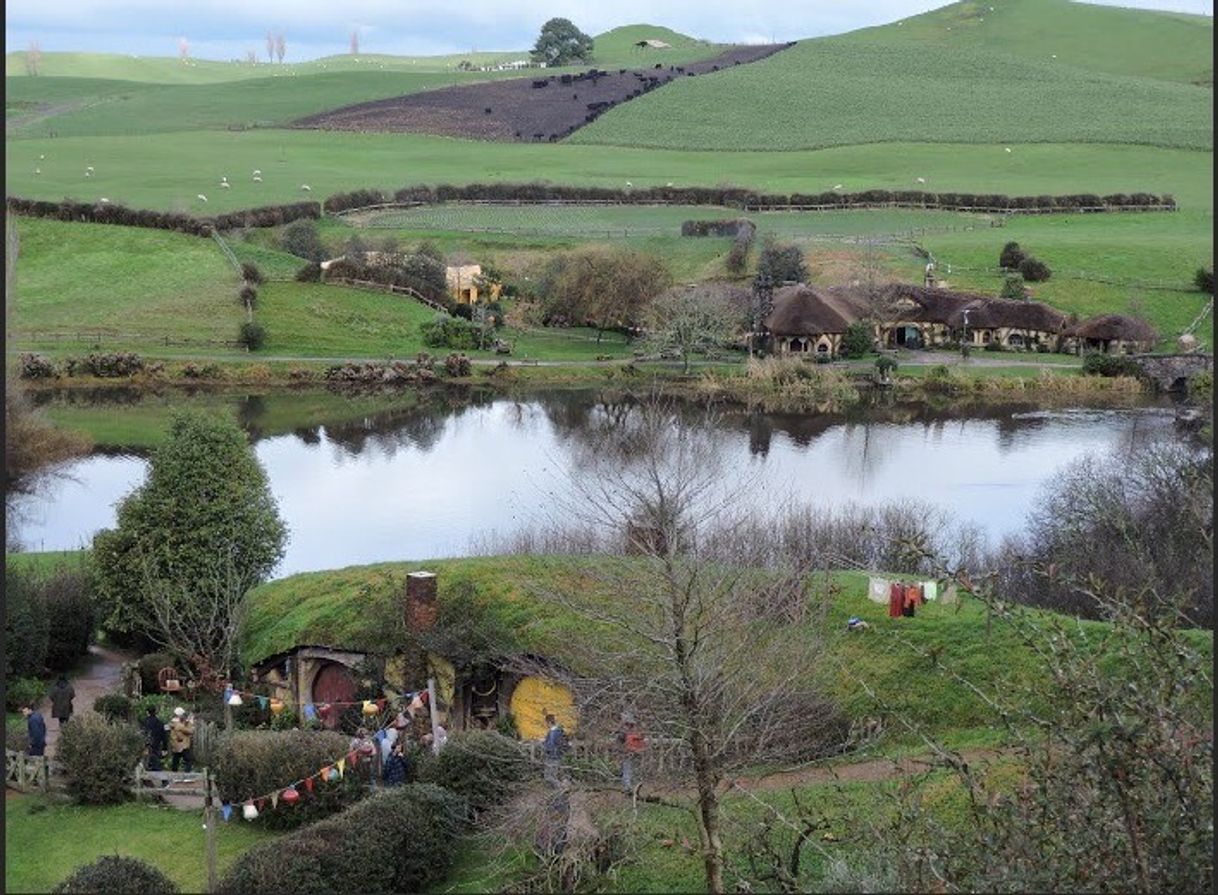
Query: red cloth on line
889,582,903,618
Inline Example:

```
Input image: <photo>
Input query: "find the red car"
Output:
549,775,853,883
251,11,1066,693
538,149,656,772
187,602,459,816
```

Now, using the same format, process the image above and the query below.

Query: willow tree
92,411,287,680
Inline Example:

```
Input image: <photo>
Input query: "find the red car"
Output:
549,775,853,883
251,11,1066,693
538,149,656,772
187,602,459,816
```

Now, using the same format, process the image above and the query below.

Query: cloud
6,0,1212,60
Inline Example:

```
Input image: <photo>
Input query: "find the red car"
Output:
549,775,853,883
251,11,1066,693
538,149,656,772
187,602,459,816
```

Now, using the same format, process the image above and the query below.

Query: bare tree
244,48,257,65
526,397,845,894
349,29,360,55
177,36,190,62
275,33,286,64
645,284,743,372
25,40,42,76
265,31,275,63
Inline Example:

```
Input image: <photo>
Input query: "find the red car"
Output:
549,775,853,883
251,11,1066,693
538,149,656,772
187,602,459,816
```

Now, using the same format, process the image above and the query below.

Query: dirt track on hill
294,43,792,142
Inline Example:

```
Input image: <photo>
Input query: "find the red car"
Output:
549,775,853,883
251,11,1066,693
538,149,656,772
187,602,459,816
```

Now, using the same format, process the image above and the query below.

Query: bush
180,362,223,379
18,353,57,379
53,855,178,894
58,713,144,804
421,316,482,350
295,261,322,282
444,353,472,377
1082,353,1140,377
5,569,49,679
213,729,365,830
1195,266,1214,294
64,352,145,378
416,730,529,819
240,262,265,285
6,676,46,713
999,276,1026,300
1018,257,1052,282
280,220,327,263
42,567,95,672
93,693,134,722
238,322,267,351
218,784,466,895
875,356,898,377
999,241,1026,270
840,321,874,359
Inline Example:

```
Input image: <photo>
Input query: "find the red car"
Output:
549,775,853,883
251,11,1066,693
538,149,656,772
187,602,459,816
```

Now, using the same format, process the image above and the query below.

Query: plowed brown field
294,43,792,142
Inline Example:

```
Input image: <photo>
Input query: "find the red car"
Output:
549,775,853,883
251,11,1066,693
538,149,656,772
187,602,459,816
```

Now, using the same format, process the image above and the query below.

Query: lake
7,389,1182,577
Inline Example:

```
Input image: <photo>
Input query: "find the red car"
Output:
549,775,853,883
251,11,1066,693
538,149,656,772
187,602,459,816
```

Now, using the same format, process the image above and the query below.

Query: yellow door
510,676,577,740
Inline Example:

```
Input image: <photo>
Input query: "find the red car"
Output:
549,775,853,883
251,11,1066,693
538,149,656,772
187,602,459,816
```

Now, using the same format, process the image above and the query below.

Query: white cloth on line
868,577,890,604
921,580,938,601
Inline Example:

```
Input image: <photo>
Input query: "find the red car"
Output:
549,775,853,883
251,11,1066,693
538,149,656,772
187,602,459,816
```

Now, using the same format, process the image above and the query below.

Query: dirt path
724,747,1007,793
42,643,135,755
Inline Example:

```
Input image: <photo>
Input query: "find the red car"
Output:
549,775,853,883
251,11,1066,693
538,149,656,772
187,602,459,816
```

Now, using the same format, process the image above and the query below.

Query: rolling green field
6,135,1211,213
571,36,1211,152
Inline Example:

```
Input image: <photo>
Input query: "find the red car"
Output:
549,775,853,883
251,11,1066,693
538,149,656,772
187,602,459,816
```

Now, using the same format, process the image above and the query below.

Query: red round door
312,662,357,728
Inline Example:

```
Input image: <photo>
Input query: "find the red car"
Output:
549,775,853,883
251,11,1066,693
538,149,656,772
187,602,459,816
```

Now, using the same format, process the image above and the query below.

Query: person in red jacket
616,716,647,794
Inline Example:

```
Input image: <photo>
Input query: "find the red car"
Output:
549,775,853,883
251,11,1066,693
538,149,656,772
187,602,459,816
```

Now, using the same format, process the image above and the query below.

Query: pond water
8,390,1182,578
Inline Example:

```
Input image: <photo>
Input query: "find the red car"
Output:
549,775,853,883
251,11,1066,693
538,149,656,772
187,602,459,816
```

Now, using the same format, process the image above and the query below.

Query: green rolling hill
570,0,1212,151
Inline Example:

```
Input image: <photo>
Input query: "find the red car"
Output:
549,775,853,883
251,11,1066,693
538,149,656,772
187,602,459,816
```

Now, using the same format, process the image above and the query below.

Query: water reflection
8,389,1179,578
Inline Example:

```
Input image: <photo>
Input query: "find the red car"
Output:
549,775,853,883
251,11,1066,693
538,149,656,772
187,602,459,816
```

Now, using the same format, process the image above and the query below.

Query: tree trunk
693,756,726,894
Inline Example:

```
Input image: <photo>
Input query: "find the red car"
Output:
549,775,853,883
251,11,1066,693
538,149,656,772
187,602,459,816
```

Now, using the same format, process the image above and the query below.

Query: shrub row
57,712,144,804
323,253,448,302
5,564,95,679
421,316,484,350
350,183,1178,213
1082,353,1142,377
218,784,466,895
20,352,149,380
680,218,753,237
323,358,439,385
213,729,367,830
5,197,320,237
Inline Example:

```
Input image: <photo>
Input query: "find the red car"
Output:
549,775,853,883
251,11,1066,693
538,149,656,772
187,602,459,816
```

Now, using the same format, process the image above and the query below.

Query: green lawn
9,217,240,351
5,133,1211,213
4,799,276,894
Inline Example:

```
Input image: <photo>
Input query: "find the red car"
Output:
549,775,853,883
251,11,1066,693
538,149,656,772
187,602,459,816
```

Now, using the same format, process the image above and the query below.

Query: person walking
142,705,168,772
542,713,568,788
49,676,75,730
168,707,195,774
616,716,647,795
22,704,47,757
382,739,409,787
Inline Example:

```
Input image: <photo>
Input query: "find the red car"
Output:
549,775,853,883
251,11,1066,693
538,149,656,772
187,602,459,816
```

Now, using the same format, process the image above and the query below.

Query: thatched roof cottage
1063,314,1159,355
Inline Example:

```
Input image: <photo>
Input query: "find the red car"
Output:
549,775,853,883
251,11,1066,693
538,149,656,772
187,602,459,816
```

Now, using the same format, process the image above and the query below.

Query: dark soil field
293,43,793,142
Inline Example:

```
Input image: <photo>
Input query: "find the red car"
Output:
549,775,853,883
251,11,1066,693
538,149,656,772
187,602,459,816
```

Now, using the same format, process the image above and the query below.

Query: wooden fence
5,750,57,793
324,276,448,312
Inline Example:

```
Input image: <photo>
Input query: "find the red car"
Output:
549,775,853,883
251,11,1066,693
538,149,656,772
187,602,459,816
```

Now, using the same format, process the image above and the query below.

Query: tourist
616,715,647,794
22,704,47,757
142,704,168,772
382,739,408,787
350,727,378,786
49,675,75,730
168,707,195,773
542,713,567,787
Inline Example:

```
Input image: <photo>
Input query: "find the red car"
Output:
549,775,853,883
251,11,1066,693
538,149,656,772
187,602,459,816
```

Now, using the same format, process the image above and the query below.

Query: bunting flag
257,696,269,710
221,802,233,822
270,790,279,810
303,703,318,721
256,798,266,813
336,758,346,777
304,776,314,793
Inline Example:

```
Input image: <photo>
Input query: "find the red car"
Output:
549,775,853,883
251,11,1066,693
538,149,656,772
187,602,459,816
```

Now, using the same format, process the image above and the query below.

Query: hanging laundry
303,703,318,721
902,583,917,618
221,802,233,822
868,577,890,604
921,580,938,601
889,582,904,618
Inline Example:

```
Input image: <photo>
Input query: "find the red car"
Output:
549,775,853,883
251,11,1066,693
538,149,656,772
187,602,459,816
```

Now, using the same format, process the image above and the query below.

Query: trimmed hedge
212,729,366,830
416,730,530,819
53,855,178,894
218,783,467,895
5,197,319,236
1082,353,1141,377
57,713,144,804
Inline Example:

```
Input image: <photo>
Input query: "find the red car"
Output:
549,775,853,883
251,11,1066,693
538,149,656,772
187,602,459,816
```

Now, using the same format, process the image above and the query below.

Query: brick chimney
405,571,438,634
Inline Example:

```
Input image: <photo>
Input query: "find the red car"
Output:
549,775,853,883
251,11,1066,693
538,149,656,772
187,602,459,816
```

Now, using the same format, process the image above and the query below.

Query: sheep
34,168,41,175
220,175,228,182
1004,147,1012,153
625,181,632,187
252,169,262,176
220,182,231,189
197,194,208,202
85,170,92,177
300,184,312,191
832,184,843,190
253,175,263,183
99,198,110,203
915,177,926,183
666,182,673,187
86,165,94,172
38,154,45,160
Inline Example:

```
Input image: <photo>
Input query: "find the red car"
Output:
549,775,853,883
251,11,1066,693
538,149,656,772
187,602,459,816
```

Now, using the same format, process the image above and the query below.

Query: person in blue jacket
542,713,568,787
22,704,47,757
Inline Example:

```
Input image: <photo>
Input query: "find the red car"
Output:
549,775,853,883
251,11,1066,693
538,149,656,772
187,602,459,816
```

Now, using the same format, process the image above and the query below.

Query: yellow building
446,264,502,305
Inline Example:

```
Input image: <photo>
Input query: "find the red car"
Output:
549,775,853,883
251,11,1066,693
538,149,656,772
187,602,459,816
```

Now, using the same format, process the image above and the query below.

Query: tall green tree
530,18,594,66
92,411,287,677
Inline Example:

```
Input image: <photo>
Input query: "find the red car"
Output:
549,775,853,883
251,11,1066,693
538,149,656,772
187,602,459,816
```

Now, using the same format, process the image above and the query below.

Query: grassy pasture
5,133,1211,213
570,36,1212,152
843,0,1213,85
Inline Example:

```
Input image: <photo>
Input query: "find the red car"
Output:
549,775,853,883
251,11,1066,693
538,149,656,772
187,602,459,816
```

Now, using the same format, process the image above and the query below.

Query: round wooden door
312,662,357,729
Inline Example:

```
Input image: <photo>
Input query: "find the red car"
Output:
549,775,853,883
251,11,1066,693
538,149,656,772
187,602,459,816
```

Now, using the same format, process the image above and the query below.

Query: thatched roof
766,284,860,336
1065,314,1159,343
946,298,1068,332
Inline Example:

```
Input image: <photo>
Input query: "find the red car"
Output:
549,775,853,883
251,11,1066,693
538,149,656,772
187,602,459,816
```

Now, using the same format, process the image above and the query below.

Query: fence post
18,752,27,790
135,761,143,800
205,770,218,893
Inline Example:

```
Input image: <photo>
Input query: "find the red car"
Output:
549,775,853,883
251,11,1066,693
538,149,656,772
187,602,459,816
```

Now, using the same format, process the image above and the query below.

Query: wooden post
135,761,144,800
205,770,218,893
426,677,441,756
18,752,27,790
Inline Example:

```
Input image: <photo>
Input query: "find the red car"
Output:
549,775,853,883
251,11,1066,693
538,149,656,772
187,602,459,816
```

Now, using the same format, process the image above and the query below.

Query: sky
5,0,1213,61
